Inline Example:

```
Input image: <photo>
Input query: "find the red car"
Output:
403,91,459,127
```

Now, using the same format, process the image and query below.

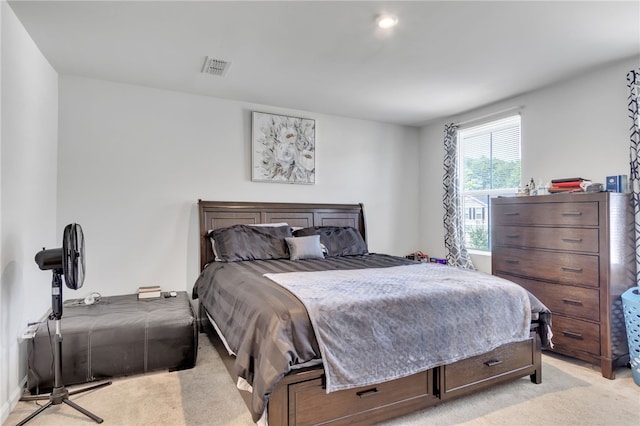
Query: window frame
458,115,522,253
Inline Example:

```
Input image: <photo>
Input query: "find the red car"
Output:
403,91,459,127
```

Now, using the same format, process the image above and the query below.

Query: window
459,115,521,251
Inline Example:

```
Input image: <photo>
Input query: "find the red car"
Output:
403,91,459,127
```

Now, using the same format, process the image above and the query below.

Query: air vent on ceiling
202,56,231,76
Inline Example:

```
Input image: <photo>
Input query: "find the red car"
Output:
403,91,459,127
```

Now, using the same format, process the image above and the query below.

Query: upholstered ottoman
27,291,197,394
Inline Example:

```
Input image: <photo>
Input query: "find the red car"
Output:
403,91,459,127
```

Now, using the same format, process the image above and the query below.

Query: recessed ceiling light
376,14,398,29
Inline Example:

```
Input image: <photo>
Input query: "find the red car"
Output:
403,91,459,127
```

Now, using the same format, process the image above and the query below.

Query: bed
193,200,551,425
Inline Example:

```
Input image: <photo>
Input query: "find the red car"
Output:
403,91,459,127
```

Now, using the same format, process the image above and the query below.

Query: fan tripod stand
17,271,111,426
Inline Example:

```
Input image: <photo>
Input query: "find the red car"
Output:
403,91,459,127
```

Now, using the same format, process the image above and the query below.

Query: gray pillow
211,224,292,262
285,235,325,261
293,226,368,257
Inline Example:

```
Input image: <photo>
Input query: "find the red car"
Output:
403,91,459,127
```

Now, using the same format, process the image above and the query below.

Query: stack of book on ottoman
137,285,161,299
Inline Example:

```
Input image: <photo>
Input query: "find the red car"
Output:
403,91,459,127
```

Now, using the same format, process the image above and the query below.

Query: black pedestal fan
17,224,111,426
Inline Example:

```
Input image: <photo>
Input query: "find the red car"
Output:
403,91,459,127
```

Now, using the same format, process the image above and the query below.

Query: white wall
0,1,59,422
57,76,421,298
419,55,640,273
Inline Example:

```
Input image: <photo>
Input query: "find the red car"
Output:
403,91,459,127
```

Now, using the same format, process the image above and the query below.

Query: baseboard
1,376,26,424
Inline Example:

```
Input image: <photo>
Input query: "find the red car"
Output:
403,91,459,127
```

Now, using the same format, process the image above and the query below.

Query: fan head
63,223,85,290
34,223,85,290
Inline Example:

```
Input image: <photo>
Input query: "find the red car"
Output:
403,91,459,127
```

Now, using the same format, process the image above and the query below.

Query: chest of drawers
491,192,636,378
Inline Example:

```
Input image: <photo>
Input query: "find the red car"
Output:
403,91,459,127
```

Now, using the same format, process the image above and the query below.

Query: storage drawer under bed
287,369,434,425
441,338,536,398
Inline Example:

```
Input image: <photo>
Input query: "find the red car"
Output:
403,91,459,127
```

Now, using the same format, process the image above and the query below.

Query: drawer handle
562,331,583,340
356,387,380,398
562,298,583,306
504,212,520,216
561,238,583,243
484,360,503,367
561,266,583,273
505,259,519,264
505,234,520,239
561,211,583,216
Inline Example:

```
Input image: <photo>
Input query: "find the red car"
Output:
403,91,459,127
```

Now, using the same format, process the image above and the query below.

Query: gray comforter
192,254,551,422
264,263,532,393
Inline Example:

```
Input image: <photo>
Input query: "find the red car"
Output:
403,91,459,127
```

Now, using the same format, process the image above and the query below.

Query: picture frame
252,111,316,184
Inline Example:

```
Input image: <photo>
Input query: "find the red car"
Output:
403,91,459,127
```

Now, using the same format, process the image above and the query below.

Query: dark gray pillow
293,226,368,257
211,224,292,262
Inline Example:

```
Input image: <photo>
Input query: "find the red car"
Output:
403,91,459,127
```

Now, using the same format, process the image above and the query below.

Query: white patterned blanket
264,263,531,393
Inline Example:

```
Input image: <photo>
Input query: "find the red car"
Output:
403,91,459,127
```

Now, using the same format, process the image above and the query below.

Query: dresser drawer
493,226,599,253
493,202,599,226
552,316,600,355
442,338,534,395
492,247,599,287
496,274,599,321
289,370,431,425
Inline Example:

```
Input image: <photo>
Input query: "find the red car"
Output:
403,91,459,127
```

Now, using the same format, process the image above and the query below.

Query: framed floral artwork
252,111,316,184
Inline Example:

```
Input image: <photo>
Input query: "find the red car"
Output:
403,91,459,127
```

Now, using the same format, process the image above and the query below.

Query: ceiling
8,1,640,127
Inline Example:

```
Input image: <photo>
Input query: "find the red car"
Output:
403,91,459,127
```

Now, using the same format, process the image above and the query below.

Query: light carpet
4,332,638,426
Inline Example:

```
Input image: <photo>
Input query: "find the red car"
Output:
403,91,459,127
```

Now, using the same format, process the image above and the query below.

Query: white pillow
248,222,289,228
285,235,325,261
208,233,221,262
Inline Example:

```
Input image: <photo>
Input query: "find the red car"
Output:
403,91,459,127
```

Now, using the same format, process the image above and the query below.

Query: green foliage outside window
466,224,489,250
463,156,521,191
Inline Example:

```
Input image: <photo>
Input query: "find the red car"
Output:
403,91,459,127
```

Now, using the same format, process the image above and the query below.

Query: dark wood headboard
198,200,367,271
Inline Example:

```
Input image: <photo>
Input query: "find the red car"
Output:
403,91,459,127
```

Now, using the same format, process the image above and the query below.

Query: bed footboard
203,301,542,425
265,332,541,425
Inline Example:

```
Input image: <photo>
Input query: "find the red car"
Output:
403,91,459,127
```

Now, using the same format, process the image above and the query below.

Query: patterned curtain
628,69,640,285
443,123,475,269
